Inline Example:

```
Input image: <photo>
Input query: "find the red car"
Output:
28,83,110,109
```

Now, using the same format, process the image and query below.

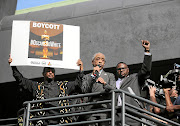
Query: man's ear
127,68,129,74
92,60,95,67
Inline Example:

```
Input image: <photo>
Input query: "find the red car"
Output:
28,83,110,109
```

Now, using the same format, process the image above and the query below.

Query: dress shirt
144,52,151,56
116,78,123,106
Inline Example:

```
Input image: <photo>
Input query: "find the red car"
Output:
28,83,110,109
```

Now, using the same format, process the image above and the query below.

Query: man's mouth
48,75,53,78
97,64,102,67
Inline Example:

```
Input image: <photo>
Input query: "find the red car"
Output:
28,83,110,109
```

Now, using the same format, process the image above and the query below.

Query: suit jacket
81,70,116,109
116,54,152,126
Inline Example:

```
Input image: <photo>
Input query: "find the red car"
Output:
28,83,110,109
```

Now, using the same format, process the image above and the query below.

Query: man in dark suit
80,52,116,126
115,40,152,126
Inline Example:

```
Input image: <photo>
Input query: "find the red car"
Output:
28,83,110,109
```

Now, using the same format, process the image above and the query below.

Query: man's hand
141,40,150,52
149,86,161,114
163,88,171,93
170,88,178,98
149,86,156,97
96,77,106,85
8,54,12,65
76,59,83,71
93,66,101,75
166,105,175,112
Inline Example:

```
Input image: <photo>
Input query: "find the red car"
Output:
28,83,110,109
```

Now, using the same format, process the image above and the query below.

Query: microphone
94,64,101,78
127,87,143,109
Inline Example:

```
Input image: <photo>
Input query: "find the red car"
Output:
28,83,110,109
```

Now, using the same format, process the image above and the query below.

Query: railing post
25,103,31,126
23,108,27,126
111,91,115,126
121,92,125,126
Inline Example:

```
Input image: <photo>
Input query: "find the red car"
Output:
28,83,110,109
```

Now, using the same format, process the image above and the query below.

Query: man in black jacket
8,56,83,125
115,40,152,126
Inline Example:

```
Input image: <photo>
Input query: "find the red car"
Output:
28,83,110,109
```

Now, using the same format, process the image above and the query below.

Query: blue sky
16,0,65,10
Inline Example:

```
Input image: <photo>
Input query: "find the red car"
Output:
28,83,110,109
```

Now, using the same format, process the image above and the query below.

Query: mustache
97,64,101,67
117,71,125,78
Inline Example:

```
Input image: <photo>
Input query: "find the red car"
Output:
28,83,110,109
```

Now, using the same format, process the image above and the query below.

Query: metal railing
1,89,180,126
0,117,17,126
112,89,180,126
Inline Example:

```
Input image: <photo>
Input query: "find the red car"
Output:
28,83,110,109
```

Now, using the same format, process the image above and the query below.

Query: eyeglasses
46,70,55,73
117,67,127,71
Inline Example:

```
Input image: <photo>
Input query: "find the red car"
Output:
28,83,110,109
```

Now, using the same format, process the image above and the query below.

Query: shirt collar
99,69,103,75
117,75,129,81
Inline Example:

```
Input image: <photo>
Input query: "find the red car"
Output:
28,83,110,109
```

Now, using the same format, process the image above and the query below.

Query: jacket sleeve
104,73,116,91
81,74,96,93
66,71,85,94
138,54,152,86
11,66,37,93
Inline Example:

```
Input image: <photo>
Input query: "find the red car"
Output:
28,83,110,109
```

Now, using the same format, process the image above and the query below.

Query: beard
117,73,125,79
45,76,54,83
119,74,125,78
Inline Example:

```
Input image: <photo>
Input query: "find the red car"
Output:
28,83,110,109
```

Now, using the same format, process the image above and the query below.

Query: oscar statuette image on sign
28,21,63,60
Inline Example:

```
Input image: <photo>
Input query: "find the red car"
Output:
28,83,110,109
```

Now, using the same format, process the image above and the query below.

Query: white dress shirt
116,78,123,106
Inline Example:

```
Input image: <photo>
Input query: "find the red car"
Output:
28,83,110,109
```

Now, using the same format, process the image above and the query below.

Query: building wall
0,0,180,119
0,0,180,83
0,0,17,21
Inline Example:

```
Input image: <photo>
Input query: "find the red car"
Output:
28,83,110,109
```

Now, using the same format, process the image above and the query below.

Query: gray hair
92,52,106,61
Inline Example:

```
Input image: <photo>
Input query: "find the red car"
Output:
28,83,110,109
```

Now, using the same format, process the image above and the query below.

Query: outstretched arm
166,105,180,111
76,59,94,93
8,54,37,92
149,86,161,114
166,93,180,112
66,59,85,94
76,59,85,86
138,40,152,85
164,88,174,112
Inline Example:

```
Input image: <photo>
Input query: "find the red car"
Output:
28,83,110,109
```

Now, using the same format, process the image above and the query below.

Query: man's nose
99,59,102,63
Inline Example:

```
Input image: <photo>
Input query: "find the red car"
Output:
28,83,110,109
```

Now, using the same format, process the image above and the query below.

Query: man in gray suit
80,52,116,126
115,40,152,126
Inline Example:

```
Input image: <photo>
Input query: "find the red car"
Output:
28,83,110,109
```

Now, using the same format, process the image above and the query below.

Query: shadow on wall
0,0,17,21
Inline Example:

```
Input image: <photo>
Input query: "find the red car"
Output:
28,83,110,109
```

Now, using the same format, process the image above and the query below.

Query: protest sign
10,20,80,70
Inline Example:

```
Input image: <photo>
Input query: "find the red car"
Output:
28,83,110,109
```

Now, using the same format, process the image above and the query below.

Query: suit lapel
100,70,108,82
92,70,108,92
120,75,131,89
